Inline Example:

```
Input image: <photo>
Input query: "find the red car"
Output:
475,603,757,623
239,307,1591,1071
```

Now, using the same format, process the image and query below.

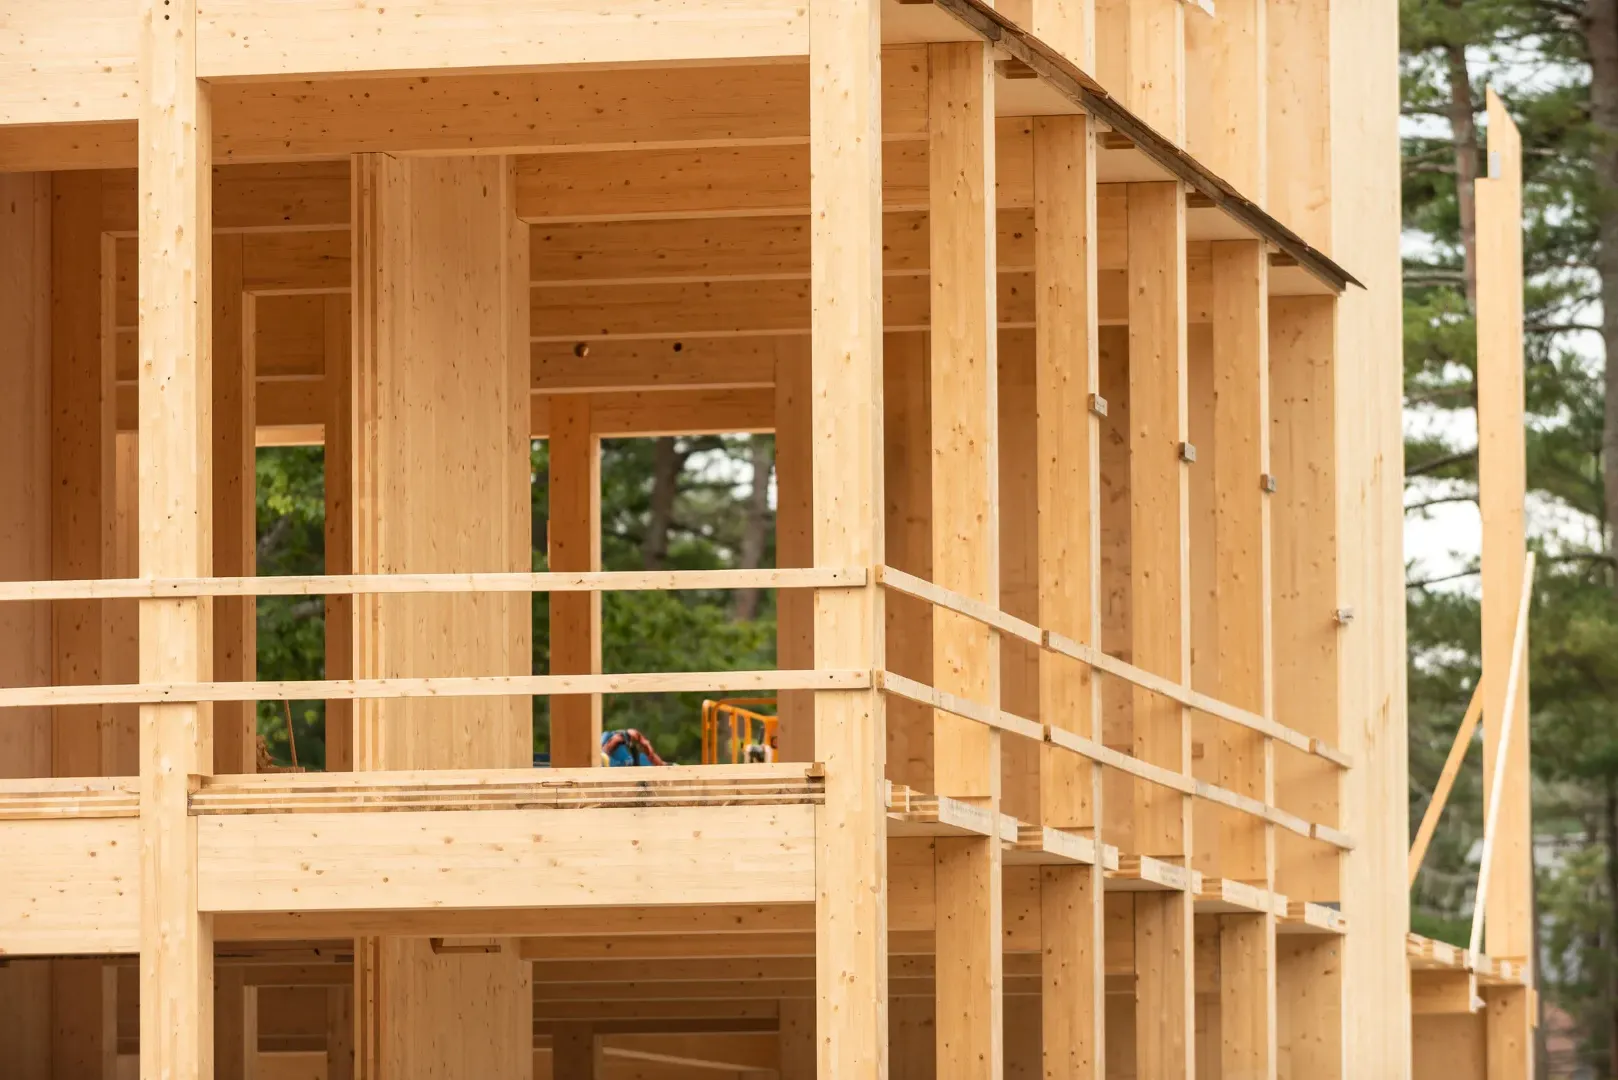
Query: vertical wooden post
998,329,1040,826
884,331,934,792
778,998,815,1080
1269,295,1344,1078
1033,109,1105,1079
324,293,354,773
108,432,141,776
48,167,121,1079
1476,88,1529,967
551,1024,603,1079
327,984,355,1080
1325,0,1409,1072
137,1,216,1078
1211,238,1276,1078
775,339,815,763
928,39,1004,1080
1127,179,1194,1076
349,153,534,1078
890,995,937,1080
51,169,113,782
0,170,54,1080
215,967,259,1080
1476,87,1531,1080
212,233,256,776
810,0,888,1070
548,397,601,767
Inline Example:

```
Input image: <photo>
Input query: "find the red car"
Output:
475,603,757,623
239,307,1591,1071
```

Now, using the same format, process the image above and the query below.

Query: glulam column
928,39,1004,1080
548,397,601,767
810,0,889,1071
1211,239,1277,1077
1033,111,1106,1080
1126,179,1195,1076
137,0,216,1072
349,152,533,1079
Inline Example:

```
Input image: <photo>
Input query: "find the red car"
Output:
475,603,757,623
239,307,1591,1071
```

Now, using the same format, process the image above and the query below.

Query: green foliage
255,446,328,769
256,434,778,772
1401,0,1618,1064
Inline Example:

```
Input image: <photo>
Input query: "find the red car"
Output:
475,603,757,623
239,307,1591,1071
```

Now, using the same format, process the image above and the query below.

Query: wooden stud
884,331,935,793
212,232,256,776
809,0,890,1071
550,1023,604,1080
108,432,140,776
1476,88,1530,968
778,997,815,1080
137,1,217,1078
547,396,602,768
215,964,260,1080
324,293,354,773
999,327,1041,827
774,339,815,764
327,984,355,1080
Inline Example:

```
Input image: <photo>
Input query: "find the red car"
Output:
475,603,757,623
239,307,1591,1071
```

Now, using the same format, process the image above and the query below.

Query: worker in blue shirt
600,728,667,767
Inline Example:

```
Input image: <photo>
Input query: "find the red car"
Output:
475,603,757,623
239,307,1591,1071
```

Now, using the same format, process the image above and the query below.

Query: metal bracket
1179,442,1197,464
429,938,503,956
1089,393,1109,418
1333,606,1355,626
1260,473,1278,494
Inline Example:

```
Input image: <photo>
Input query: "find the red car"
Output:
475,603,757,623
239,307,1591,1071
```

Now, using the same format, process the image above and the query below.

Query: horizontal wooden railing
873,565,1355,850
0,566,865,602
0,561,1350,848
0,670,866,709
875,565,1351,767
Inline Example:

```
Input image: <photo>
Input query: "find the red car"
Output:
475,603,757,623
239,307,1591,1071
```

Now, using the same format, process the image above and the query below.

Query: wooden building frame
0,0,1442,1076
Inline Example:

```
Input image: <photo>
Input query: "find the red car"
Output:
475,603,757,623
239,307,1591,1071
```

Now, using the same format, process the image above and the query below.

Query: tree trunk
1587,0,1618,552
1606,780,1618,1079
642,437,684,570
732,435,775,621
1445,40,1480,311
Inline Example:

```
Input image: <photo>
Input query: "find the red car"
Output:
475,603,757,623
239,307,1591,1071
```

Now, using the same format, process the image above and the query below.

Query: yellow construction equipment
700,697,779,765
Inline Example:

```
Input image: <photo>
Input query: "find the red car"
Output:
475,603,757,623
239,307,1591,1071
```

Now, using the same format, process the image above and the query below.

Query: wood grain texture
348,153,533,1079
809,0,890,1072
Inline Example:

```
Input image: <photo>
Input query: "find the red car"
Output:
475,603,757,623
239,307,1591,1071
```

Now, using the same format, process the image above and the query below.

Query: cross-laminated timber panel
195,804,816,914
